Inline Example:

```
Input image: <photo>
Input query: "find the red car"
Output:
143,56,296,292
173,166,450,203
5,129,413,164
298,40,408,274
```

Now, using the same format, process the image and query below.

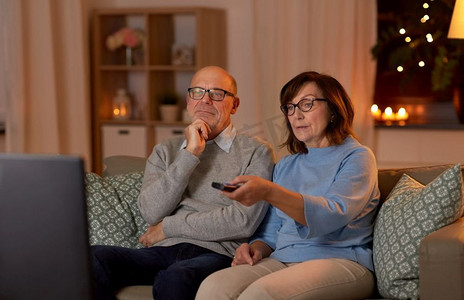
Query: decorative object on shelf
125,47,134,66
172,44,194,65
371,104,409,126
448,0,464,123
106,27,145,65
159,92,179,122
112,89,132,120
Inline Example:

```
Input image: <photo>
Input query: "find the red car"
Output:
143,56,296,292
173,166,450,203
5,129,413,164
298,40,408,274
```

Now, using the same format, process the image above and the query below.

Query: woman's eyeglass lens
188,87,234,101
280,98,327,116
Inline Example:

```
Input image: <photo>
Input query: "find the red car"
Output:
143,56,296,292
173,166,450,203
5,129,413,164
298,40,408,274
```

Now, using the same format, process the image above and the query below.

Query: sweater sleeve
162,142,275,241
249,206,281,249
138,145,199,225
298,147,379,239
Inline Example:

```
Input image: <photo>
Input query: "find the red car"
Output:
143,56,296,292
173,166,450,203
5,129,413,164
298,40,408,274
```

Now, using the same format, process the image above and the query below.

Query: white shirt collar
180,124,236,153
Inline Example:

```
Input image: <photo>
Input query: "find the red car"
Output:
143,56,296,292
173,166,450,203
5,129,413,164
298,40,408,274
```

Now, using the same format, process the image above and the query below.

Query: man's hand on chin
185,119,211,156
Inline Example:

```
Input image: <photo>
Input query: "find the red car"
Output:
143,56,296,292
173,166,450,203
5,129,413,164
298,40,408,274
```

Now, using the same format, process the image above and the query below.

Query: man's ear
230,96,240,115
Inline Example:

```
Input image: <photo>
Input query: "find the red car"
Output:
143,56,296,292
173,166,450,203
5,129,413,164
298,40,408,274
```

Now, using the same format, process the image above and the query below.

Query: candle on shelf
112,89,132,120
396,107,409,121
371,104,381,120
382,107,395,121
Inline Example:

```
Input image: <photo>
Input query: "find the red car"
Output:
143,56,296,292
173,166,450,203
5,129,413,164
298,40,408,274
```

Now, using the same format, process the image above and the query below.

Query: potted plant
159,92,179,122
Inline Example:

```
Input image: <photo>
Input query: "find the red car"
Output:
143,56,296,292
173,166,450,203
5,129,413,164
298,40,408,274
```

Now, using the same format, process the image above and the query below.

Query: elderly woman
196,71,380,299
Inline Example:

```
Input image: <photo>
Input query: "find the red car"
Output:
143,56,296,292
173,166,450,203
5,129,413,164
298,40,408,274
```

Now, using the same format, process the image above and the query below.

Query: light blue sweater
251,136,379,271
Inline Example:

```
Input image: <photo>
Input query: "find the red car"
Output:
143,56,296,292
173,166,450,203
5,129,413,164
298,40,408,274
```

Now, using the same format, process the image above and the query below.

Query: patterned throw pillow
85,171,148,249
373,164,464,299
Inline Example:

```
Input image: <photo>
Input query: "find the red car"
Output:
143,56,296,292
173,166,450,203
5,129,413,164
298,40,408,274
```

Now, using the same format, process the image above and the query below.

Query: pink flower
106,27,144,51
121,28,139,48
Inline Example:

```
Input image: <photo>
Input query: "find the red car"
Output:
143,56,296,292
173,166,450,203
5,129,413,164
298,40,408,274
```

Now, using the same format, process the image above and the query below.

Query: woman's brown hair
280,71,357,154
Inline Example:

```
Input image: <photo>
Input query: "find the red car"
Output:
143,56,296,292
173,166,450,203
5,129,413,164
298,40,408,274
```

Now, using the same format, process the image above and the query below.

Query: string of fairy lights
372,0,442,125
396,0,435,73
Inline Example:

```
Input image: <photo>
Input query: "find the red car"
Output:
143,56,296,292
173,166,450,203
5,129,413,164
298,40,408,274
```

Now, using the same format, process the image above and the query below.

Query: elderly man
92,66,275,300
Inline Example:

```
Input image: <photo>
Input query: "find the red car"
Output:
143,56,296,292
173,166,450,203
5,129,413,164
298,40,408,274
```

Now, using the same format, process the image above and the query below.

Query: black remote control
211,182,240,192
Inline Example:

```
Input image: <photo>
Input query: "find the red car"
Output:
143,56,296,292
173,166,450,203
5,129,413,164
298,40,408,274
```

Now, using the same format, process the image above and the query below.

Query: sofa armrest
419,217,464,300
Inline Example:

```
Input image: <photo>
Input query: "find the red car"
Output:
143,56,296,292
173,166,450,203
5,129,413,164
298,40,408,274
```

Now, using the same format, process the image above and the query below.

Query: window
373,0,463,125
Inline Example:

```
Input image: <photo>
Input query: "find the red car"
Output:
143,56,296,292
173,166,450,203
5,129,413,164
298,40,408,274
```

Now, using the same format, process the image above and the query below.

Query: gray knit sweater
138,134,275,257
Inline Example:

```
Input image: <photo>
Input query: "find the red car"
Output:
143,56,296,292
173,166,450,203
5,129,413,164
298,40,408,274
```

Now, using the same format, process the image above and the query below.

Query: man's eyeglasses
280,98,327,116
187,87,235,101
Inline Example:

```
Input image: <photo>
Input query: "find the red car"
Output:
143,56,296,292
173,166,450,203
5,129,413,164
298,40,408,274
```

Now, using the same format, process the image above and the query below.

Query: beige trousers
196,257,375,300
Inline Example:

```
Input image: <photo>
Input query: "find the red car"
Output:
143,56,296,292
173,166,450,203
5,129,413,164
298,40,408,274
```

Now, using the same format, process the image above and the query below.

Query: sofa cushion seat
115,286,153,300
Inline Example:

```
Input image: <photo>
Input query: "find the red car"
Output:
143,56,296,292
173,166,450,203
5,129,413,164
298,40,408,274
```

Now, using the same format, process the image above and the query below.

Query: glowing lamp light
112,89,132,120
448,0,464,39
397,66,404,72
399,28,406,34
405,36,412,42
112,103,130,120
423,3,429,9
419,61,425,67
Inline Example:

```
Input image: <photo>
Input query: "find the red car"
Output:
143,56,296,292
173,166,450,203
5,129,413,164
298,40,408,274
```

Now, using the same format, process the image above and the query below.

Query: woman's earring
330,115,335,123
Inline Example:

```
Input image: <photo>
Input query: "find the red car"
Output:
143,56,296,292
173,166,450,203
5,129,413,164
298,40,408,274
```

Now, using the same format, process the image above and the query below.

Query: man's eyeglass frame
187,87,235,101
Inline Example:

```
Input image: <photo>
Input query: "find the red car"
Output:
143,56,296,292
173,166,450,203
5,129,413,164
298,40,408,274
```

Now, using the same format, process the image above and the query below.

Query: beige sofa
100,157,464,300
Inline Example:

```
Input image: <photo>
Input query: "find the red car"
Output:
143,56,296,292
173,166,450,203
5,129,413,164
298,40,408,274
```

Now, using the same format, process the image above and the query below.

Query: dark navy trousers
92,243,232,300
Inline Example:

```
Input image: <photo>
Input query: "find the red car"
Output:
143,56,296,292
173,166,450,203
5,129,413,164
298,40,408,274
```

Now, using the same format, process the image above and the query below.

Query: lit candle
396,107,409,121
371,104,381,120
112,89,132,120
382,107,395,120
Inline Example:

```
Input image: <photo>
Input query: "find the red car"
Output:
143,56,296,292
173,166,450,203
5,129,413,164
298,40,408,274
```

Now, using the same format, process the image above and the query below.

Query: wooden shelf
91,7,226,173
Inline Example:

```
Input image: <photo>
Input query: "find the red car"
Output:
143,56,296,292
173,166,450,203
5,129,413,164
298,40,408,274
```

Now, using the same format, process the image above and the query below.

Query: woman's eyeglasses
280,98,327,116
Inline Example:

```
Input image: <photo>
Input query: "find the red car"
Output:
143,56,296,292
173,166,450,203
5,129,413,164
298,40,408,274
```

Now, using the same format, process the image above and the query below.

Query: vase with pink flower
106,27,145,65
